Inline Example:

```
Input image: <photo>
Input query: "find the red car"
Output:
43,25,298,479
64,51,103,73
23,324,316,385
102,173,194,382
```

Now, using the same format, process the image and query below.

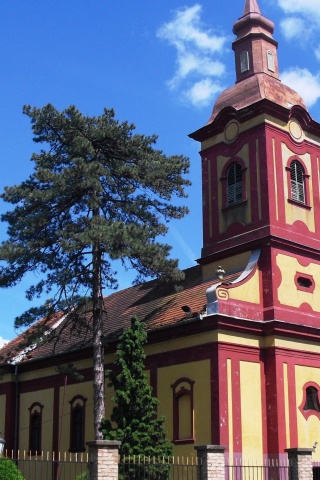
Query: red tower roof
243,0,261,15
206,0,306,124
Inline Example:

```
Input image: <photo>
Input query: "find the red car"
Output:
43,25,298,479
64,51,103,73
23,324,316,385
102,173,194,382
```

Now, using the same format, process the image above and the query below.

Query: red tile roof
0,265,242,365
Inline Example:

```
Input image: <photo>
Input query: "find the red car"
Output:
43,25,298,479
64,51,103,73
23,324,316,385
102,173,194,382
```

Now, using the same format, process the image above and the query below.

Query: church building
1,0,320,463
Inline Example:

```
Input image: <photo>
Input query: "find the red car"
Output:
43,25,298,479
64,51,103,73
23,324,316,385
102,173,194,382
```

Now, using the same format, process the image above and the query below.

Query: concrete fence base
85,441,315,480
285,448,314,480
86,440,121,480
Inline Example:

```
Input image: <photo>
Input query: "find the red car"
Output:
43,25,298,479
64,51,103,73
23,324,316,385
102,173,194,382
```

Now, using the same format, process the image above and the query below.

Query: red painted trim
171,378,195,443
4,382,15,453
149,364,158,400
211,343,220,445
249,135,260,224
52,386,59,455
263,349,280,454
231,359,242,455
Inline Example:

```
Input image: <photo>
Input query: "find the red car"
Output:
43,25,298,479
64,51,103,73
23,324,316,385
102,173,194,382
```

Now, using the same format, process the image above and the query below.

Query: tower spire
232,0,278,82
243,0,261,15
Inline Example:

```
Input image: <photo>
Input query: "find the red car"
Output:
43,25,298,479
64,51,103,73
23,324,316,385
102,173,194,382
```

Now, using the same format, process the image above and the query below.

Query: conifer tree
101,316,173,457
0,104,190,440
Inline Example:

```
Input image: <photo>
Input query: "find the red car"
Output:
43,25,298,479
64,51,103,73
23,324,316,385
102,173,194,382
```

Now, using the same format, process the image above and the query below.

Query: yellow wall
277,254,320,311
57,381,94,454
19,389,54,453
240,361,263,460
281,144,315,231
157,360,211,458
222,268,261,304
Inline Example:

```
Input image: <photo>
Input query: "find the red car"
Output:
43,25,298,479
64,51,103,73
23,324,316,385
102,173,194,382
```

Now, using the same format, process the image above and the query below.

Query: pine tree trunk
92,236,105,440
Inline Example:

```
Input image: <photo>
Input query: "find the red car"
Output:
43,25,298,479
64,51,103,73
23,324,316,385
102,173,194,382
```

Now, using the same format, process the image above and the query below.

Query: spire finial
243,0,261,15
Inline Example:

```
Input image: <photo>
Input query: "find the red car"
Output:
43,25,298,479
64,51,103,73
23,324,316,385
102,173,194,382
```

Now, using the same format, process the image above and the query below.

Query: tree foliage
0,104,190,439
0,457,25,480
101,316,173,457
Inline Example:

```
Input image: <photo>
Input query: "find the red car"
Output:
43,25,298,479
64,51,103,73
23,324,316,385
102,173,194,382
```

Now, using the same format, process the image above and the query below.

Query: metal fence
119,456,201,480
225,459,292,480
1,451,89,480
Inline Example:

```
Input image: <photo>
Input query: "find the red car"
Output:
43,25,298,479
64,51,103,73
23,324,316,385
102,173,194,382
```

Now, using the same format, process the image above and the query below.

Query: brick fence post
285,448,314,480
86,440,121,480
195,445,226,480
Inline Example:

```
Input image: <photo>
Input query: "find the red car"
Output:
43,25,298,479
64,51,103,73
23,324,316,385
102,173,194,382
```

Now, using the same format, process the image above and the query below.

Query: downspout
14,364,19,458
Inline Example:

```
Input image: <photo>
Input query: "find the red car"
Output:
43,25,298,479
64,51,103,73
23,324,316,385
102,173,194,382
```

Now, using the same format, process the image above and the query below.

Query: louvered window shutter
290,161,305,203
227,163,243,205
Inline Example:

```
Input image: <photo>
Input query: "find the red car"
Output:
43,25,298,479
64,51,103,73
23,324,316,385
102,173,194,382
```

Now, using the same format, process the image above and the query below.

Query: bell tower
190,0,320,326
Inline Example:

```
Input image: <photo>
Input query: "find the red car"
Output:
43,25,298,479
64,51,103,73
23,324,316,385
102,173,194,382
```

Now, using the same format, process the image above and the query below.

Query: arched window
171,378,195,444
29,402,43,455
304,386,320,412
69,395,87,452
227,163,243,205
299,382,320,420
290,160,305,204
240,51,249,73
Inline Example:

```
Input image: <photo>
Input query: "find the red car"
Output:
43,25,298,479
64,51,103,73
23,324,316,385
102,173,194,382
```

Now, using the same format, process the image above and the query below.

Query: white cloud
0,336,9,348
280,17,307,41
183,78,224,107
277,1,320,58
157,4,228,107
281,67,320,107
277,0,320,21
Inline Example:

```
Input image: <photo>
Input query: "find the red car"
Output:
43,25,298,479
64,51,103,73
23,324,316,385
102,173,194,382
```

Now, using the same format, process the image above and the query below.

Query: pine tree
0,104,190,440
101,316,173,457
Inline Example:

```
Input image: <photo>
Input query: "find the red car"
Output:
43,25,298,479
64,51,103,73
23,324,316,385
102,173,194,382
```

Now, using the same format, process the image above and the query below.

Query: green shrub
75,472,87,480
0,457,25,480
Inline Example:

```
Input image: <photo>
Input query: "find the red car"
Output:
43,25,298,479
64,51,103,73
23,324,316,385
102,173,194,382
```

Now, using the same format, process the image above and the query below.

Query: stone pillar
195,445,226,480
86,440,121,480
285,448,314,480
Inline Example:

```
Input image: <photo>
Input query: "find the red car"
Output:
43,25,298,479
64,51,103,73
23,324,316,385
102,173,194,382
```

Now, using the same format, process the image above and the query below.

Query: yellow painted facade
281,145,315,231
277,254,320,311
157,360,211,458
19,389,54,454
240,361,263,460
223,268,261,305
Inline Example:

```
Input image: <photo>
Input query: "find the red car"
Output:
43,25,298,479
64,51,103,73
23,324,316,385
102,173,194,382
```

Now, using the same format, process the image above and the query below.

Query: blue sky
1,0,320,345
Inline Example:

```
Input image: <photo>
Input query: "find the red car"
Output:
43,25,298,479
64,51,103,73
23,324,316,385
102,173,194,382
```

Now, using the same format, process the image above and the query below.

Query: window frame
69,395,87,453
28,402,44,455
240,51,250,73
286,157,310,208
221,157,247,209
267,50,275,72
171,377,195,444
299,382,320,420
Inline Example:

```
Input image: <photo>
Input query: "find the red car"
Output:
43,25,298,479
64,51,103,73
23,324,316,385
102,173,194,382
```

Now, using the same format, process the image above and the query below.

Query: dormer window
267,50,275,72
240,51,250,73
